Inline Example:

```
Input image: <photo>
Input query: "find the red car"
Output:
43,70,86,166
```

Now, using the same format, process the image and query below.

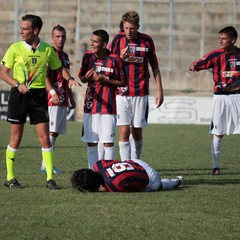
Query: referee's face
20,20,35,44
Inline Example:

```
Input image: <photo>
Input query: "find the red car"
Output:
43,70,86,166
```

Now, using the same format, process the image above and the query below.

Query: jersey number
106,163,134,177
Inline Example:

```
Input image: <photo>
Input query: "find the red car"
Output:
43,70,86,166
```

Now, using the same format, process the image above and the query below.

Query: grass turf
0,121,240,240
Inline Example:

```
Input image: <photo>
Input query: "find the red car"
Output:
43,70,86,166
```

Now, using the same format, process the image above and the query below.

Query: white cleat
176,176,184,187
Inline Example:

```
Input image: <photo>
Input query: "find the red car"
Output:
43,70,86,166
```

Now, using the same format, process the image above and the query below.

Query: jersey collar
22,39,41,51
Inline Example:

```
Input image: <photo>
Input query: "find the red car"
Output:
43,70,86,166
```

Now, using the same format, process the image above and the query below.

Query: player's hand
68,79,82,88
51,93,60,105
120,46,130,60
92,71,101,82
155,91,164,108
189,63,197,72
18,84,30,94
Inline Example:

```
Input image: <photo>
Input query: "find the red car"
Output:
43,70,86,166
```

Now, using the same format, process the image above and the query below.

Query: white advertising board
148,96,212,125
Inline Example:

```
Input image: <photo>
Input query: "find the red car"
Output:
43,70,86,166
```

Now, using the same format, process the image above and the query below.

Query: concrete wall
0,0,239,120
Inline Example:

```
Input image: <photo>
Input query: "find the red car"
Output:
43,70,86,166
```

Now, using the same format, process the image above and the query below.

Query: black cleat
212,168,220,175
46,179,61,190
4,178,23,189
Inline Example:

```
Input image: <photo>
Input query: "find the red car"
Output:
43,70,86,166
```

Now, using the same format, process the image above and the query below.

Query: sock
130,139,143,159
49,135,56,150
42,147,54,181
41,136,56,169
87,146,98,169
211,135,222,169
104,146,115,160
129,134,136,158
161,178,179,190
98,143,105,160
119,141,131,161
6,145,18,181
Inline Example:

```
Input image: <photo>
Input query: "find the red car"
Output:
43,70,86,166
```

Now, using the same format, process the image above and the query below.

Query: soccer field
0,121,239,240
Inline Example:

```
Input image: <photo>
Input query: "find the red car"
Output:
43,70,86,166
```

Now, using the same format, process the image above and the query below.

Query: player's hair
119,20,124,32
22,14,43,33
52,24,66,35
122,11,140,27
70,169,104,192
92,29,109,44
218,26,238,43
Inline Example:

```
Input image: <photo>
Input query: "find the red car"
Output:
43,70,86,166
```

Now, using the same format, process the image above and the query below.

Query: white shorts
210,94,240,135
131,159,161,191
48,106,67,134
81,113,117,143
116,95,148,128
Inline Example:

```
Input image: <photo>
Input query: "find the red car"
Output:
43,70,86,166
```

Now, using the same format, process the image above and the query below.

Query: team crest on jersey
129,46,135,53
95,66,102,72
32,58,37,64
230,61,236,68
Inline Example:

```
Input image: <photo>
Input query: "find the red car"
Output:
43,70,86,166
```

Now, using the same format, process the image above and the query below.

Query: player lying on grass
71,159,184,192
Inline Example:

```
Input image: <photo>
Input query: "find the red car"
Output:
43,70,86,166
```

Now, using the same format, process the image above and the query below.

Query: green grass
0,121,240,240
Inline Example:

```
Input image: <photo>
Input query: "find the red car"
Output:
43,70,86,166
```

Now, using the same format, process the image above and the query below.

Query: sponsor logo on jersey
136,47,149,52
125,56,143,63
222,71,240,77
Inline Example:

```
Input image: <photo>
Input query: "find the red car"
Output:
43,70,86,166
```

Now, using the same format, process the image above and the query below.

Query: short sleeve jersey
109,32,159,96
93,160,149,192
78,50,126,114
47,47,70,106
194,47,240,93
1,41,62,89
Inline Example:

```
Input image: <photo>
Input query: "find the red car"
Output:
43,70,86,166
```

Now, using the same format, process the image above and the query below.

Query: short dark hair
218,26,238,42
52,24,66,34
92,29,109,44
70,169,104,192
22,14,43,33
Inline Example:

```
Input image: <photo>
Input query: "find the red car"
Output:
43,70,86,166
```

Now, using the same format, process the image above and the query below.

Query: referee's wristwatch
15,83,20,88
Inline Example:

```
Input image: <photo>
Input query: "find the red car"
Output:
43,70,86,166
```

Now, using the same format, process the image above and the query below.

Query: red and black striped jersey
78,50,125,114
109,32,159,96
47,47,70,106
194,47,240,93
93,160,149,192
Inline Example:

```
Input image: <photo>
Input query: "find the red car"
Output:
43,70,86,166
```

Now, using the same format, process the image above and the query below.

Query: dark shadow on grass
185,178,240,185
156,168,240,176
0,145,82,150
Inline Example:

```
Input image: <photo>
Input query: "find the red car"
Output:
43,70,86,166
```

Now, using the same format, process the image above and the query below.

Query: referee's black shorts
7,88,49,124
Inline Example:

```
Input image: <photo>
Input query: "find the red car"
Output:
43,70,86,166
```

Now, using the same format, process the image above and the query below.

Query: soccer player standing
189,26,240,175
109,11,164,161
78,29,126,169
0,14,80,189
40,24,77,174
